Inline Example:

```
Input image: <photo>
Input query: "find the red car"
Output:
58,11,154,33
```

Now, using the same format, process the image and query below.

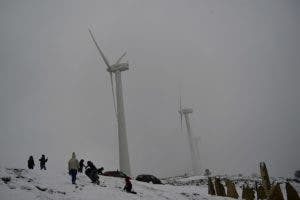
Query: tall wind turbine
179,95,198,175
89,29,131,176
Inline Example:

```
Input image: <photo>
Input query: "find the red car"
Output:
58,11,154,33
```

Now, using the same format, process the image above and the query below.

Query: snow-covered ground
0,167,228,200
0,167,299,200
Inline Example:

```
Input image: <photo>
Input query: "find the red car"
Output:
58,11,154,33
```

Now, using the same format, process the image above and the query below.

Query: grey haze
0,0,299,178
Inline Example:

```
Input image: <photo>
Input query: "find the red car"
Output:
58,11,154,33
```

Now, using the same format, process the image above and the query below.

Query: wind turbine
179,94,198,175
89,29,131,176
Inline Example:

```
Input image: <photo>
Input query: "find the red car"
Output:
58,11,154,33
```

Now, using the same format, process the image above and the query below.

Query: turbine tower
193,136,201,173
89,29,131,176
179,95,198,175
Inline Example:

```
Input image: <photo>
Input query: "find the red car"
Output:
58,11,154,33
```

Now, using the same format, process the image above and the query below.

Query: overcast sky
0,0,299,178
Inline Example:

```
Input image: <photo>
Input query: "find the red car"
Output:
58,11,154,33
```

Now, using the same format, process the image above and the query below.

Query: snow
0,167,299,200
0,167,225,200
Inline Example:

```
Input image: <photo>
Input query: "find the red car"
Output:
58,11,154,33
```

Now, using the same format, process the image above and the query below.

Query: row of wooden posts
207,162,299,200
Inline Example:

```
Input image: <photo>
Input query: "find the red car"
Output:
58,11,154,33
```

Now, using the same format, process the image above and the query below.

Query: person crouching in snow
85,161,100,185
68,152,79,184
78,159,85,173
123,177,136,194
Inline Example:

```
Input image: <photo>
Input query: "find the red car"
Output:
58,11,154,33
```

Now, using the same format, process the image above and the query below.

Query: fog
0,0,299,178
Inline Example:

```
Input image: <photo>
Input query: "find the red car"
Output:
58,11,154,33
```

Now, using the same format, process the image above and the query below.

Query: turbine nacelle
179,108,193,115
108,63,129,72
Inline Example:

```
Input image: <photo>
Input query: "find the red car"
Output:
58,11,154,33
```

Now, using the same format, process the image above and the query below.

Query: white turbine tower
193,136,201,173
89,29,131,176
179,95,198,175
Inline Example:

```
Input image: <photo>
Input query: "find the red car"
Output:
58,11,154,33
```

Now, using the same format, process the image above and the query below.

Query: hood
72,152,76,159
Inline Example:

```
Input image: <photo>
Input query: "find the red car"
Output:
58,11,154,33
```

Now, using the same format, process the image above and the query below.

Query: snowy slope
0,167,231,200
1,167,299,200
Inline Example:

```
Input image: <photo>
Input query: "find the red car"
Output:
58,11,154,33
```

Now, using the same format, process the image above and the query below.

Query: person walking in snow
68,152,80,184
39,154,48,170
78,159,85,173
28,156,35,169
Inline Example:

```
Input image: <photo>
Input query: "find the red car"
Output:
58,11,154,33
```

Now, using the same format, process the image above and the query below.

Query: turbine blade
109,72,117,116
115,52,127,64
88,29,111,68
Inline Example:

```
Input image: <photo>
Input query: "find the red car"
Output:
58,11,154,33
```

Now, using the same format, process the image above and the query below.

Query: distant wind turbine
89,29,131,176
179,94,199,175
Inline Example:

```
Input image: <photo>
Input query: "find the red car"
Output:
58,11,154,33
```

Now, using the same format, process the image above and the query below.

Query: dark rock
225,179,239,199
208,177,215,195
47,189,54,194
256,185,267,199
56,191,66,195
20,185,32,191
286,182,300,200
295,170,300,179
268,183,284,200
35,185,47,191
1,177,11,184
181,192,190,197
214,177,226,196
8,185,16,189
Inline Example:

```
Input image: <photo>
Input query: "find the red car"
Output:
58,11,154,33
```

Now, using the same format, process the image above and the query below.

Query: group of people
27,155,48,170
27,153,135,193
68,152,135,193
68,152,104,185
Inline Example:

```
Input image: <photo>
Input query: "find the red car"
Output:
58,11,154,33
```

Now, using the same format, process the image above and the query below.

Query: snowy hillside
163,174,300,189
1,167,299,200
0,167,227,200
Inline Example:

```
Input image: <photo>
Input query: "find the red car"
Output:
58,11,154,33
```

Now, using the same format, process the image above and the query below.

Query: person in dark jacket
85,161,99,184
123,177,136,194
28,156,35,169
39,155,48,170
78,159,85,173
